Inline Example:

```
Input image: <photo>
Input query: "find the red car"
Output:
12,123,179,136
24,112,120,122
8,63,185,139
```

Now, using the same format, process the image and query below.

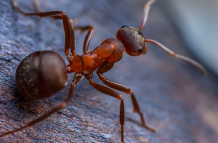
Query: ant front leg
97,62,157,133
85,74,125,143
0,82,75,137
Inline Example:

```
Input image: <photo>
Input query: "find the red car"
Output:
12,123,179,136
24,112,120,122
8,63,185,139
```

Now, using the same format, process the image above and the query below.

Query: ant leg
85,75,124,143
41,17,94,54
68,19,76,58
0,82,75,137
12,1,57,20
12,0,74,23
11,0,41,13
11,1,76,61
97,62,157,133
75,26,95,54
139,0,156,30
144,39,207,76
73,73,84,84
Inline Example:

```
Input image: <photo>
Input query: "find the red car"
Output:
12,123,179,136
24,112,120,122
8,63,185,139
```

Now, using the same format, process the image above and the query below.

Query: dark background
0,0,218,142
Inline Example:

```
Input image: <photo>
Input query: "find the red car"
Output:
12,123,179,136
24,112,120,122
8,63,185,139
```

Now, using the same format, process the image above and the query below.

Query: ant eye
121,25,129,28
138,46,143,53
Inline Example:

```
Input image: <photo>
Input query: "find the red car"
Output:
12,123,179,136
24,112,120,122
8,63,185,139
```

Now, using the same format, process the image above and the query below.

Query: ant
1,0,207,142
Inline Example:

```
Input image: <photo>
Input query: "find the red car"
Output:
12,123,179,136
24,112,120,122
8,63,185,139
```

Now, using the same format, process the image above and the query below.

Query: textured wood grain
0,0,218,143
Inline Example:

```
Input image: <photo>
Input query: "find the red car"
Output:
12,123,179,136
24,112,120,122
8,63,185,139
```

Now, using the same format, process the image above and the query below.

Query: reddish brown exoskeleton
1,0,207,142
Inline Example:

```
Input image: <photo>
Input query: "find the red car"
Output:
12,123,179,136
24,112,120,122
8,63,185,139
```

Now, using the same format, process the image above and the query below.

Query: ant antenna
145,39,207,76
139,0,156,30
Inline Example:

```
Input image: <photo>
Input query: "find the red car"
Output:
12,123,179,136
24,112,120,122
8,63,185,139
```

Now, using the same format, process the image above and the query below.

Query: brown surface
0,0,218,143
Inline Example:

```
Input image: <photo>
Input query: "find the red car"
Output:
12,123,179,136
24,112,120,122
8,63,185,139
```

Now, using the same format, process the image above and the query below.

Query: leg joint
126,90,132,94
118,95,123,100
59,102,67,109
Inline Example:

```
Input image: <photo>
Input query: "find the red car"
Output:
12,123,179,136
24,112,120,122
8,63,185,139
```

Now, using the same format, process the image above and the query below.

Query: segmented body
16,38,124,100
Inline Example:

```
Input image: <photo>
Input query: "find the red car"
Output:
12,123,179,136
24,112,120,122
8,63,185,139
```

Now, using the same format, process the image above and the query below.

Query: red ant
1,0,207,142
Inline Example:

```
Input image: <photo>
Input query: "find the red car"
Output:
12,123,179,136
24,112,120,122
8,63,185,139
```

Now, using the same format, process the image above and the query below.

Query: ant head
116,25,146,56
115,0,157,56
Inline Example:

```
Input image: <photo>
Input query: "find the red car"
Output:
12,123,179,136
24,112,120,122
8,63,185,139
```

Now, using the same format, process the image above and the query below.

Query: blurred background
160,0,218,75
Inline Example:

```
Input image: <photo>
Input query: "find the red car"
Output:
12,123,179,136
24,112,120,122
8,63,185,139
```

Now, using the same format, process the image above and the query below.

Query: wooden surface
0,0,218,142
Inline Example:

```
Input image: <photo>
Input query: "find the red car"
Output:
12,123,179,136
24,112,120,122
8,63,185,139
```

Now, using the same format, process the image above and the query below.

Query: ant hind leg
0,82,75,137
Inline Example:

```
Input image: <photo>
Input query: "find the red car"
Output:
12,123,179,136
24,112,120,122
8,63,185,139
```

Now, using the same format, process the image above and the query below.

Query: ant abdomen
16,51,68,100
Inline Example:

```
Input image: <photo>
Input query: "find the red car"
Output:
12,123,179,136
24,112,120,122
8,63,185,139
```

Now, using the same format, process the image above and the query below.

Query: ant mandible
1,0,207,142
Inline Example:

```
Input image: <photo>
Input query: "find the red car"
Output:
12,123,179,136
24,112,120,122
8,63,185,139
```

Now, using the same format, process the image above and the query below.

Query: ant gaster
1,0,207,142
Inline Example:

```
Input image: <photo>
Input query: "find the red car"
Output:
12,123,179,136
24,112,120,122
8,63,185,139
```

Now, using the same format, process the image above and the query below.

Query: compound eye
138,46,143,53
121,25,129,28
